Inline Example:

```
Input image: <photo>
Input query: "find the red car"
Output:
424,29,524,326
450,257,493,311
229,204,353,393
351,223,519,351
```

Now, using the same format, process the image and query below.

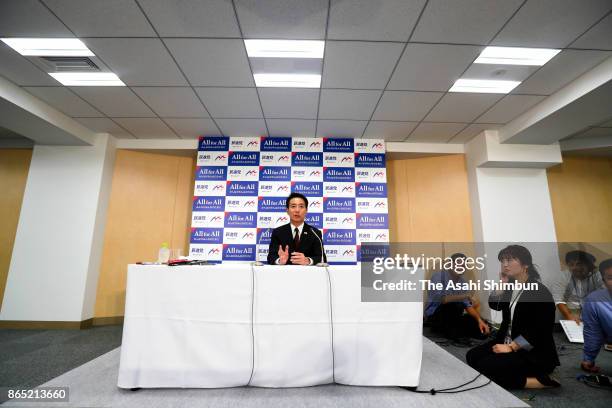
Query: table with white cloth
117,264,423,388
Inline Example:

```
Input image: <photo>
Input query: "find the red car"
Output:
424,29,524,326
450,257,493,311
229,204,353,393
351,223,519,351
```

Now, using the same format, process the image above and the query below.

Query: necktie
293,227,300,250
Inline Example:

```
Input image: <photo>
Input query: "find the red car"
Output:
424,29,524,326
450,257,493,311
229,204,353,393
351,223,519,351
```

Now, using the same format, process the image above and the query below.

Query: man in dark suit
267,193,324,266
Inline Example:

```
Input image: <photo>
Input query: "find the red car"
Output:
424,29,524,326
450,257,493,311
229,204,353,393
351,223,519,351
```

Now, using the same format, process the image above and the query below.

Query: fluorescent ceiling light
449,79,520,94
1,38,94,56
49,72,125,86
253,73,321,88
245,40,324,58
474,46,560,66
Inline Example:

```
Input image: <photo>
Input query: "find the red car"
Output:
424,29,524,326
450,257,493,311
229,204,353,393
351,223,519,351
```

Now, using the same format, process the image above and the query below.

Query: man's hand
290,251,310,266
581,360,601,373
478,318,490,335
492,344,513,353
278,245,289,265
571,314,582,325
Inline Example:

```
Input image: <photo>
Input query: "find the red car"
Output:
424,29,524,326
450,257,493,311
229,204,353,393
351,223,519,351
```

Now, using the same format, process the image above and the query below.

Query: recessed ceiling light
474,46,560,66
1,38,94,56
244,40,324,58
49,72,125,86
253,73,321,88
449,79,520,94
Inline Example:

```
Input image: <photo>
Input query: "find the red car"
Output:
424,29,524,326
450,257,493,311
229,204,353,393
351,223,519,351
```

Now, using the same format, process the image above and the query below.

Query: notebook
560,320,584,343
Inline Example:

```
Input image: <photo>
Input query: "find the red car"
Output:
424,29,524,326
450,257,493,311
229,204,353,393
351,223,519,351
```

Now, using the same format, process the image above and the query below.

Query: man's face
603,268,612,293
568,260,590,279
287,197,307,225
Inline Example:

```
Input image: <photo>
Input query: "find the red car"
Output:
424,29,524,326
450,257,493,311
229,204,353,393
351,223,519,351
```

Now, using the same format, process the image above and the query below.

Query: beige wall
94,150,195,318
547,155,612,242
0,149,32,311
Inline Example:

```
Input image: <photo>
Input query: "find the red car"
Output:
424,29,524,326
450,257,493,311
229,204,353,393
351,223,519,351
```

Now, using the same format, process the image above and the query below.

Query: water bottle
158,242,170,264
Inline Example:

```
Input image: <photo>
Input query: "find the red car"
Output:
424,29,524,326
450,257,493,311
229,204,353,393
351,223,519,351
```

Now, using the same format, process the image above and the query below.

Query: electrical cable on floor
402,373,492,395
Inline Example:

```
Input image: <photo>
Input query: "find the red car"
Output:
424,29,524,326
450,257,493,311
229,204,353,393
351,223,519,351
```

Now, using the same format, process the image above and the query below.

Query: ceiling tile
138,0,240,37
112,118,177,139
71,87,155,117
491,0,612,48
425,93,501,123
512,50,612,95
372,91,442,121
363,121,418,141
24,87,103,117
570,13,612,50
316,120,368,138
164,118,220,139
72,117,134,138
462,63,538,83
235,0,327,39
476,95,546,124
216,118,268,137
164,39,254,87
195,88,262,118
0,43,59,86
44,0,155,37
267,119,316,138
84,38,187,86
448,123,500,143
132,87,207,118
411,0,523,44
318,89,381,120
0,0,72,37
258,88,319,119
387,44,481,91
407,122,467,143
328,0,425,41
322,41,404,89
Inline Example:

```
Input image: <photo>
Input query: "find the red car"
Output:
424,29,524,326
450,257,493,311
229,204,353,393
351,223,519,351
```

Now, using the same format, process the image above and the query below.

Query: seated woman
466,245,560,389
552,250,603,323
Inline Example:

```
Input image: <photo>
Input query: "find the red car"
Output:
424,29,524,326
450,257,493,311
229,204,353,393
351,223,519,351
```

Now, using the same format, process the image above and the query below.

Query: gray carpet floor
0,325,610,407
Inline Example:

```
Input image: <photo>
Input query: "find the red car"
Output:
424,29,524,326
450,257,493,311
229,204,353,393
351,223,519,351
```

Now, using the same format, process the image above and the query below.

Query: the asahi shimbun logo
323,138,354,152
260,137,291,151
196,166,226,181
198,136,229,151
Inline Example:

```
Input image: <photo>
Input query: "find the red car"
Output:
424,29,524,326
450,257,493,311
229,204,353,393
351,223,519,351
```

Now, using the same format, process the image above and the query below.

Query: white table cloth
117,264,423,388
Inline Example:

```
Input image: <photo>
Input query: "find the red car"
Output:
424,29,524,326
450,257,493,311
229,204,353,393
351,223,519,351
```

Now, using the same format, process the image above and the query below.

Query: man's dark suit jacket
267,222,324,265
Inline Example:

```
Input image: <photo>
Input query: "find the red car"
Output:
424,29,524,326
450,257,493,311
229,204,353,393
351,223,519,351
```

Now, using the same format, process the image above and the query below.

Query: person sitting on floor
552,250,603,324
424,253,490,343
580,258,612,373
467,245,560,389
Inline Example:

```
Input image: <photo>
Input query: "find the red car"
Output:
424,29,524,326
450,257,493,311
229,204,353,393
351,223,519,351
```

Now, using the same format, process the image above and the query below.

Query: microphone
252,227,269,266
309,226,328,267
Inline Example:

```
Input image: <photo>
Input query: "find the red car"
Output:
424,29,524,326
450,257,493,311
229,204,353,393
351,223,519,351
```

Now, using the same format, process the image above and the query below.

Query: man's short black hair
286,192,308,208
599,258,612,277
565,250,596,270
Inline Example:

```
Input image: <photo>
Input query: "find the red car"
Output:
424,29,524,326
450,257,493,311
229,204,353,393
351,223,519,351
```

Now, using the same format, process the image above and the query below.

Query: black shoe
451,337,474,347
536,374,561,388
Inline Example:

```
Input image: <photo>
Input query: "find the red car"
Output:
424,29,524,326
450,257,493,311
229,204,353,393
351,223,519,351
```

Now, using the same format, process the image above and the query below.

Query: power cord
403,373,492,395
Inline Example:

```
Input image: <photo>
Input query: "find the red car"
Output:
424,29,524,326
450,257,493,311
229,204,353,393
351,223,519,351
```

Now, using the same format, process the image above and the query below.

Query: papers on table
560,319,584,343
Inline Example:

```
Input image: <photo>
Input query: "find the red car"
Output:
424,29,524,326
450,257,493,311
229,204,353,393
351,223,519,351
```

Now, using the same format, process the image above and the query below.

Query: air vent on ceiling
39,56,99,72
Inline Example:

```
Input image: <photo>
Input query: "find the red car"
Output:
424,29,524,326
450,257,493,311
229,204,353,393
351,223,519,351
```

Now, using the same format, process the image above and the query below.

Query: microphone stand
310,226,329,267
252,227,268,266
